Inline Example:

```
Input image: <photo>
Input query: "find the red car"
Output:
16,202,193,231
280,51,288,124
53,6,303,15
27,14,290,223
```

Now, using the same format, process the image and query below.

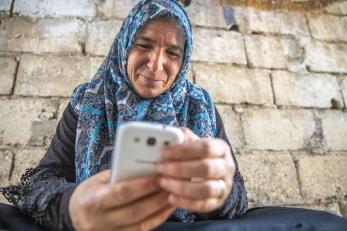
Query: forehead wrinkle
136,35,184,53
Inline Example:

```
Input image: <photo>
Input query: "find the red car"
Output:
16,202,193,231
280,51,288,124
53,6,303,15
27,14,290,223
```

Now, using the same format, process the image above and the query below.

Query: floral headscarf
71,0,217,183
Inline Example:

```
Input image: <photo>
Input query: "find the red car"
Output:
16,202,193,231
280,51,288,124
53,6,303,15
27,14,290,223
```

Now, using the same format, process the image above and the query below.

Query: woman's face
126,18,185,98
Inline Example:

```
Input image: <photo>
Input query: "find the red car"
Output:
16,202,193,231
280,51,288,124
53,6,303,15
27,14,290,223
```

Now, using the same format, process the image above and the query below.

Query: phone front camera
147,137,156,146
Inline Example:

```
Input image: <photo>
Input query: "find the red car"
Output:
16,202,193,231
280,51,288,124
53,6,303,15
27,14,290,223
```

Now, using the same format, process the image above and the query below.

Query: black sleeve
194,107,248,220
1,103,78,230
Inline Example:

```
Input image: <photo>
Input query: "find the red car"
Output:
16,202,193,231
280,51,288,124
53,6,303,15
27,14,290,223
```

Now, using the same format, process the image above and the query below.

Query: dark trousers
1,203,347,231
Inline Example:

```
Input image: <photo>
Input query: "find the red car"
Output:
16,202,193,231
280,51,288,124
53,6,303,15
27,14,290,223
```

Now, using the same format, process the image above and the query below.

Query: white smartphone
110,121,184,183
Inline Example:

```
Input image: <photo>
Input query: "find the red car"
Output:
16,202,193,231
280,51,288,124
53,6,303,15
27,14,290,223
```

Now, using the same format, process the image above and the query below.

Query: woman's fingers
168,193,223,213
105,191,170,228
158,177,228,200
99,175,161,210
162,138,230,160
157,158,227,179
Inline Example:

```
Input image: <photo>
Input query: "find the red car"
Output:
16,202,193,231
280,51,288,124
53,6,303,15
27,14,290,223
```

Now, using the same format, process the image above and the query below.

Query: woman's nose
147,50,164,72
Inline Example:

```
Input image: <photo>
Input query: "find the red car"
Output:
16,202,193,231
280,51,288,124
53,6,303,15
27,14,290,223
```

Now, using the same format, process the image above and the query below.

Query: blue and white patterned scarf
71,0,217,183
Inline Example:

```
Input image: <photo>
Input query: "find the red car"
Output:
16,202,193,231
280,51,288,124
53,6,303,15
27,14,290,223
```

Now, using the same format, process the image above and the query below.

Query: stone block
186,1,227,28
297,155,347,200
11,148,47,184
325,1,347,15
241,8,309,36
305,40,347,73
0,194,10,205
340,198,347,218
13,0,96,18
0,150,13,187
57,99,70,122
86,20,122,56
245,35,300,69
0,0,11,13
193,63,272,105
0,17,85,54
0,57,16,95
341,77,347,106
15,55,103,97
242,109,315,150
215,105,243,148
237,152,301,203
0,98,58,146
307,13,347,42
320,111,347,151
192,28,246,65
272,71,343,108
96,0,134,19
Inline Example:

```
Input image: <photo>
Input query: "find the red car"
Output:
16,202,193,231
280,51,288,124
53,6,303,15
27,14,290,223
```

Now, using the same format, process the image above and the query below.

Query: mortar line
8,150,15,181
269,72,277,105
289,151,304,199
10,58,20,96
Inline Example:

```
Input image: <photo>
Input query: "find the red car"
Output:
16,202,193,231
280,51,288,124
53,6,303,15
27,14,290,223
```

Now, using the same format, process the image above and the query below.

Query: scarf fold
71,0,217,183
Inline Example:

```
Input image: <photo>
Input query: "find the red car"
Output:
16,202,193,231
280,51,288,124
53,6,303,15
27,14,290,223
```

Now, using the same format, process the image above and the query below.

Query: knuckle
79,198,94,213
200,159,212,177
202,182,214,197
201,139,213,156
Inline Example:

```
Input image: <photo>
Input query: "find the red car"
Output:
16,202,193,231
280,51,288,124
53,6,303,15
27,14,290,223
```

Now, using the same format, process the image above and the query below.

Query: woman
2,0,247,230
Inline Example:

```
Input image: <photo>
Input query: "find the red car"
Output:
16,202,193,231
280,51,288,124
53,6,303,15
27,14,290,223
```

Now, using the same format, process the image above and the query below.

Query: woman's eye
136,44,151,50
167,51,180,58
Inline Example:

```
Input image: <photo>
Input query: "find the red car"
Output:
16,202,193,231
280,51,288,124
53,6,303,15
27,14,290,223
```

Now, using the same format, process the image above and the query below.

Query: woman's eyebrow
136,36,183,53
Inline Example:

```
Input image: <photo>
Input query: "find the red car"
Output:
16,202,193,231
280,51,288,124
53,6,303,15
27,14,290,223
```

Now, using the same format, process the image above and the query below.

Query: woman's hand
156,128,235,213
69,170,175,231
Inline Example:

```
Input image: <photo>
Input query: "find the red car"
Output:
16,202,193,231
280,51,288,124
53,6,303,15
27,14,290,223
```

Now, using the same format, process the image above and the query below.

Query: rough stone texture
272,71,343,108
186,1,227,28
307,13,347,42
340,198,347,218
86,20,122,56
0,194,9,204
243,109,315,150
0,17,85,54
215,105,243,149
297,155,347,200
15,55,103,97
0,0,11,12
237,152,301,203
13,0,96,18
11,148,47,184
194,64,272,105
341,77,347,106
305,40,347,73
57,99,70,122
192,28,246,65
96,0,135,19
245,35,301,69
0,98,58,146
0,57,16,95
0,150,13,187
325,1,347,15
240,8,309,36
320,111,347,151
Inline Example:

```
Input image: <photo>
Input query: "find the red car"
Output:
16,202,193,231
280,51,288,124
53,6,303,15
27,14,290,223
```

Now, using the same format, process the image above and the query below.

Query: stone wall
0,0,346,218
